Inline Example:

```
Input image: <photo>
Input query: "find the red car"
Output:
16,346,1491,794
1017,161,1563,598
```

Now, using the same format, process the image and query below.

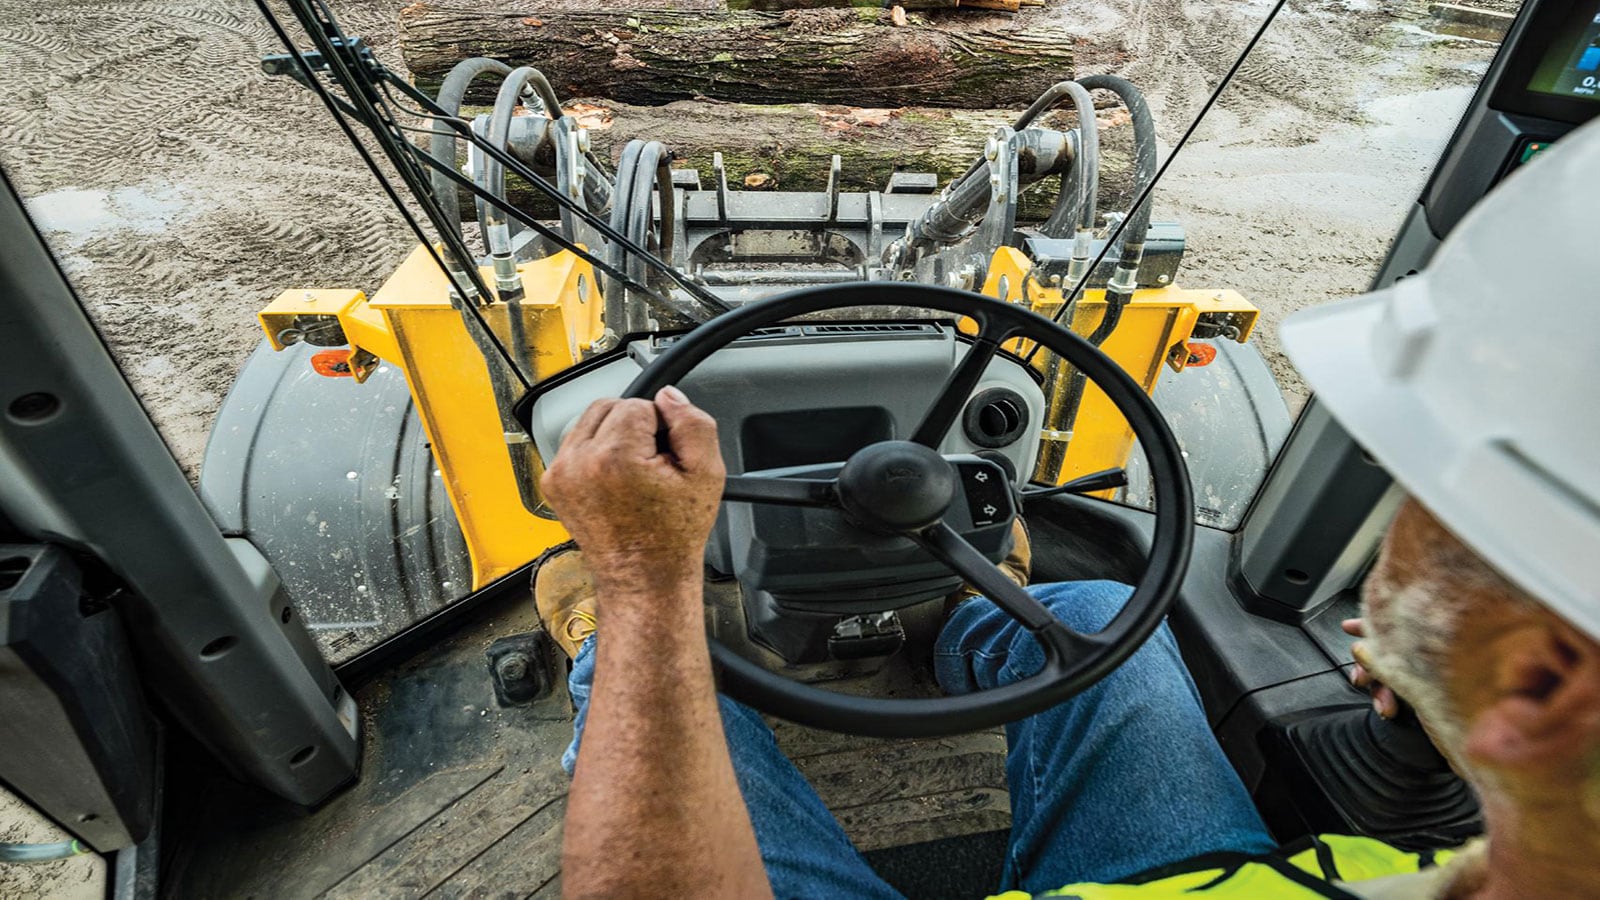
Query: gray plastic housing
526,325,1045,602
527,325,1043,476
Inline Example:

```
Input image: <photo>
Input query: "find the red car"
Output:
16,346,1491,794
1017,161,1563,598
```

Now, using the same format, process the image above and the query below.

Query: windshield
0,0,1504,668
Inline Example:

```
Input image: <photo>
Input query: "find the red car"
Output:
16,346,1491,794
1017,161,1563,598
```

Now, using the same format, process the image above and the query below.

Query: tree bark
458,98,1133,222
729,1,1022,10
400,5,1074,109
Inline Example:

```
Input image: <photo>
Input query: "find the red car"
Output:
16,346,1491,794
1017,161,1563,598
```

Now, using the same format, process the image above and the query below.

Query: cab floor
168,590,1010,898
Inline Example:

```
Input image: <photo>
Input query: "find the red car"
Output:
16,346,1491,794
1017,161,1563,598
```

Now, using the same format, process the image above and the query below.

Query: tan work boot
951,518,1032,605
532,543,598,659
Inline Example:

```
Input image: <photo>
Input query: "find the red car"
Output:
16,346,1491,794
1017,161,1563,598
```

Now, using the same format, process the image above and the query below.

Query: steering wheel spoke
908,319,1016,448
723,474,838,507
915,523,1096,661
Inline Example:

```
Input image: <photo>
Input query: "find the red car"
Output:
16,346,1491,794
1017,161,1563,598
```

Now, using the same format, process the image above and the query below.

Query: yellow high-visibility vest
989,835,1463,899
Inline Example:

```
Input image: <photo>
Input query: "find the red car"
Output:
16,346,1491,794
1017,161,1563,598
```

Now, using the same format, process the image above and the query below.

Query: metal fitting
495,652,531,684
576,127,591,153
984,138,999,161
1108,264,1139,294
948,264,977,291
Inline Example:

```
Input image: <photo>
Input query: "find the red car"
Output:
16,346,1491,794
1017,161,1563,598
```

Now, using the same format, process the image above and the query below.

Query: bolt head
984,138,999,161
496,652,531,683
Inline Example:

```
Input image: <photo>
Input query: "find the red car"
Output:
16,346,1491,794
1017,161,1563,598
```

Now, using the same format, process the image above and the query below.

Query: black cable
381,74,732,316
293,0,726,324
253,0,531,388
399,135,712,323
267,9,725,327
1024,0,1290,364
427,57,513,239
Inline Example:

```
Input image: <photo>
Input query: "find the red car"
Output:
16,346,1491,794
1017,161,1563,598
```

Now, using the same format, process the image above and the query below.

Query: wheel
621,281,1195,737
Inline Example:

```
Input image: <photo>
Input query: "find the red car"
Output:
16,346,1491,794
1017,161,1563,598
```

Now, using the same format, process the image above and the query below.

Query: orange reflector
1185,342,1218,367
311,348,355,377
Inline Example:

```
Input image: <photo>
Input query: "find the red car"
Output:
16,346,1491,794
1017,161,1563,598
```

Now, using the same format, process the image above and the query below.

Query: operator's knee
1030,580,1135,634
936,580,1184,694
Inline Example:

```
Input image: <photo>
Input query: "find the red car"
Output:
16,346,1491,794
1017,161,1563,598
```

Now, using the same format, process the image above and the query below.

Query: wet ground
0,0,1505,893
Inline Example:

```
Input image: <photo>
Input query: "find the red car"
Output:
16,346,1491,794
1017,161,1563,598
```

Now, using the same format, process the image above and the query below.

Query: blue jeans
563,581,1275,898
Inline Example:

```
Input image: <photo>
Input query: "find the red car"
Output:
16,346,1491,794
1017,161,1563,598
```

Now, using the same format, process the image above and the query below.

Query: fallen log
400,5,1075,109
729,1,1023,10
453,98,1134,223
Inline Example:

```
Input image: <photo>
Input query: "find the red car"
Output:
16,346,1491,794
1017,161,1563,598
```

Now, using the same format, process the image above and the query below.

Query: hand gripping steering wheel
621,282,1194,737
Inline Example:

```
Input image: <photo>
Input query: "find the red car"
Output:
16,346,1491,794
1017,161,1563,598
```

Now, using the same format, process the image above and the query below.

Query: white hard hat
1280,117,1600,643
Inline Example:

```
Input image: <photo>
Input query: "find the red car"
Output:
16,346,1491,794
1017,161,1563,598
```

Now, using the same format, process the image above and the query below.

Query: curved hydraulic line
605,139,645,333
1075,75,1155,276
408,142,715,324
428,57,511,240
1025,0,1292,363
382,74,730,319
520,68,567,120
599,140,680,334
1038,82,1100,240
627,142,676,287
484,66,563,252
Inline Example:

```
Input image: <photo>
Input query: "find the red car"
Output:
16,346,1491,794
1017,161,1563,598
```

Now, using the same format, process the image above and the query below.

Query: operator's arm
542,387,770,900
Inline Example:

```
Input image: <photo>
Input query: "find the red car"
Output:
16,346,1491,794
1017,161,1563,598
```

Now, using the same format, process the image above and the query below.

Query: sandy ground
1,0,1499,470
0,0,1502,894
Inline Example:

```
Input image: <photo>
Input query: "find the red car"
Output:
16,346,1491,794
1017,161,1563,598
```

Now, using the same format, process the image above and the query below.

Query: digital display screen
1528,6,1600,101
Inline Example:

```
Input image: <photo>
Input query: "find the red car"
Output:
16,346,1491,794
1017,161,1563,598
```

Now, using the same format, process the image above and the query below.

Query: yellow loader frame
257,247,1258,590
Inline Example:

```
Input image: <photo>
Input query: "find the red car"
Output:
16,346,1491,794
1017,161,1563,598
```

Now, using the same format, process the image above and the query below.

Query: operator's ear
1464,612,1600,778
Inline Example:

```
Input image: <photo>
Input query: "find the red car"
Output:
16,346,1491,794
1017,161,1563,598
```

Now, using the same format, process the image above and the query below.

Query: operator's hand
1342,618,1400,719
541,386,726,594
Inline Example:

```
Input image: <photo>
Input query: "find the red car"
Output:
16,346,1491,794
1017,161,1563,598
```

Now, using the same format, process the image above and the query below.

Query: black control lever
1284,701,1480,839
1022,467,1129,499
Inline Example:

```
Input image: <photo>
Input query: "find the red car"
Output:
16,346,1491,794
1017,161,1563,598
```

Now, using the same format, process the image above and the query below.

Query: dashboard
525,323,1044,478
523,322,1047,641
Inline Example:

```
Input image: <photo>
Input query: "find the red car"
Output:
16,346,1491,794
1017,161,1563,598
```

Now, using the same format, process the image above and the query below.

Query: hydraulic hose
484,67,558,261
482,67,573,372
428,57,512,241
626,142,676,288
1039,77,1157,479
605,140,677,334
1075,75,1155,270
901,129,1073,253
1031,82,1099,280
605,139,645,336
1073,74,1155,346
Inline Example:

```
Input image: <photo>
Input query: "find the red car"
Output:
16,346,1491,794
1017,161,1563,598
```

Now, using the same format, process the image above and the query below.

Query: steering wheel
621,282,1193,737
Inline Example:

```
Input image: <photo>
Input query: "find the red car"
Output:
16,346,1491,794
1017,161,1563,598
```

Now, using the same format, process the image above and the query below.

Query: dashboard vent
802,323,940,336
657,322,942,348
